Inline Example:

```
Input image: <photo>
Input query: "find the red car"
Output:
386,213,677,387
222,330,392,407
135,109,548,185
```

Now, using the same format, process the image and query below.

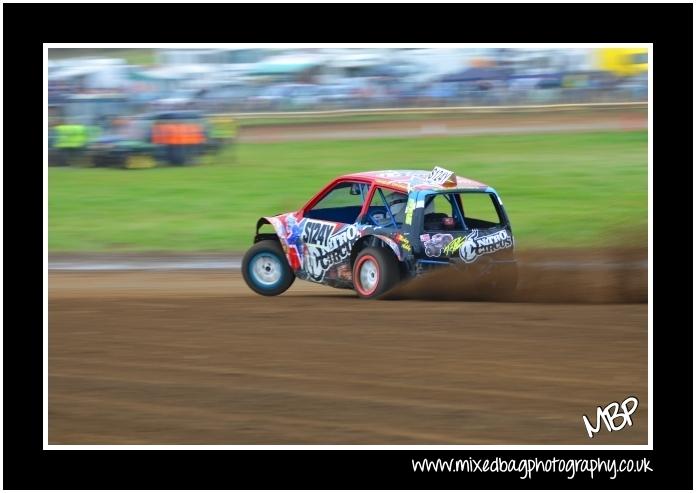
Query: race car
242,166,517,299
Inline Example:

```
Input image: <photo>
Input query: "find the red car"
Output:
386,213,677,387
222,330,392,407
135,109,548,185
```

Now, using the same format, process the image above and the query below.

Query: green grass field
48,131,647,252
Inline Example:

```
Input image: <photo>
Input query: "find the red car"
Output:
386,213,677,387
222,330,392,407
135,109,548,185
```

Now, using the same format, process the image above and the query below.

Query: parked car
196,84,258,112
248,84,292,111
242,166,517,299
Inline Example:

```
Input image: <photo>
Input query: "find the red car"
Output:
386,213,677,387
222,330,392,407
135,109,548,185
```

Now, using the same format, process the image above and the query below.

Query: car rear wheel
242,240,295,296
352,247,400,299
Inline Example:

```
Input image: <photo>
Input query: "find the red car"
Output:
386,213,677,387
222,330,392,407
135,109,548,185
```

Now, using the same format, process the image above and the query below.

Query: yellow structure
596,48,648,77
124,154,157,169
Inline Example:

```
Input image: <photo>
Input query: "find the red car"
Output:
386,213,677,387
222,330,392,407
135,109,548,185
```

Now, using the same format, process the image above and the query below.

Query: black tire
48,150,68,167
242,240,295,296
352,247,401,299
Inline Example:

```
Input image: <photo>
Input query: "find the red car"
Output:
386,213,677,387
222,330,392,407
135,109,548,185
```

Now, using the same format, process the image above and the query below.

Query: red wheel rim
354,254,380,296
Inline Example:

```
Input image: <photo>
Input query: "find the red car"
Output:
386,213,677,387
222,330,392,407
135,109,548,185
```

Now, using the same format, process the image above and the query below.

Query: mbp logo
582,396,639,438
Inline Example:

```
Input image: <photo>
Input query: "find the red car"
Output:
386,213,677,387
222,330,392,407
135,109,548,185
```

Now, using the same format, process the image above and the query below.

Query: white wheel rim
252,254,282,286
359,259,379,292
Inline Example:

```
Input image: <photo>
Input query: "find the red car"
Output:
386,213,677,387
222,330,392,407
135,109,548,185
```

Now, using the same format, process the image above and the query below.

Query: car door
418,191,468,260
297,181,369,284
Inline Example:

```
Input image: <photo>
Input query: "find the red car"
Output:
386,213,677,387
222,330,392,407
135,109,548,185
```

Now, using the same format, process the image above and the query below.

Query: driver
384,191,408,224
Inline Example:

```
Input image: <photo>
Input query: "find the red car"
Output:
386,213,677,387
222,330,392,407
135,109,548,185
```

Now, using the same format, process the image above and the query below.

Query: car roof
338,169,489,192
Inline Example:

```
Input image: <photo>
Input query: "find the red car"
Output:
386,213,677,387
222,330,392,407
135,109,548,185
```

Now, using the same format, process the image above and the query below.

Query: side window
461,193,502,228
304,181,368,223
422,192,503,231
423,193,465,231
365,188,408,227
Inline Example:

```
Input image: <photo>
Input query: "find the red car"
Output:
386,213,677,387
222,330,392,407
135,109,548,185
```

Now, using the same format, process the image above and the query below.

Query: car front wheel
242,240,295,296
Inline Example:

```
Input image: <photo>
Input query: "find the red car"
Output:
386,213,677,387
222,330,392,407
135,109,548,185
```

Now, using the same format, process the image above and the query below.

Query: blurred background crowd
48,47,647,168
50,47,648,114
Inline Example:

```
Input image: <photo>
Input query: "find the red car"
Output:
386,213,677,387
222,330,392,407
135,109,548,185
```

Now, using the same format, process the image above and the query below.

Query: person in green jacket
53,123,88,166
51,122,101,166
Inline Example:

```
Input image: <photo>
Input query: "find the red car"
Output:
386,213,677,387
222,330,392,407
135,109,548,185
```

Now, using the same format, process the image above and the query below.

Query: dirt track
239,110,648,142
49,256,648,445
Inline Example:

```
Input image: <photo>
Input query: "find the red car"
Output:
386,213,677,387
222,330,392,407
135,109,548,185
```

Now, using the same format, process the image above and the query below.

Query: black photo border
3,2,692,489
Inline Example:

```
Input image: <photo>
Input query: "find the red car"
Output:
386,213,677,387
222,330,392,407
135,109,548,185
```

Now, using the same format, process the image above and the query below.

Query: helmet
385,192,407,223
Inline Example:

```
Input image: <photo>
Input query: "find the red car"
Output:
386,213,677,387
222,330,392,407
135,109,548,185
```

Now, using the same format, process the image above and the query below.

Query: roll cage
298,177,510,233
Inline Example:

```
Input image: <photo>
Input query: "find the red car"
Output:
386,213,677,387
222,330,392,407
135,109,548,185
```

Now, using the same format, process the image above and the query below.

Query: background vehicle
243,167,517,299
86,110,211,168
87,116,156,169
